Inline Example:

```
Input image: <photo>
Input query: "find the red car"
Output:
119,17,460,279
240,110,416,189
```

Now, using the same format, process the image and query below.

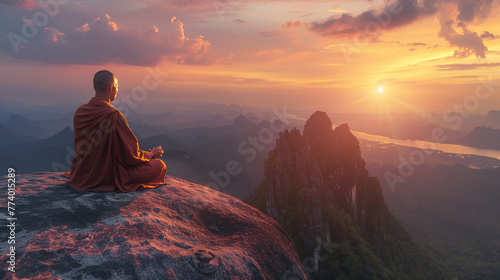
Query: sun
376,87,385,96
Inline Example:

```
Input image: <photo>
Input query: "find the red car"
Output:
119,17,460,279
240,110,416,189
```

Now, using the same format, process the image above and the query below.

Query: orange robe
69,97,166,191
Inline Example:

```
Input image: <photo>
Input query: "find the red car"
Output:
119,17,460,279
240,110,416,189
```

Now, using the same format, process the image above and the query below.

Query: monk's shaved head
93,70,115,92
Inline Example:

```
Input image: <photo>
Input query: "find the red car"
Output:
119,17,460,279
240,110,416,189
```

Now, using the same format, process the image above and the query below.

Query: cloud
437,21,487,58
281,20,308,29
328,8,348,13
140,0,213,9
310,0,427,38
435,62,500,71
260,21,308,38
481,31,500,39
452,0,495,22
309,0,499,58
0,0,39,9
409,42,427,46
144,0,333,9
405,42,429,51
1,14,223,66
395,41,428,50
435,1,492,58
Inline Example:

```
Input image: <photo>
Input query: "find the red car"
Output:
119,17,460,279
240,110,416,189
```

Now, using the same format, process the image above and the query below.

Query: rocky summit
0,172,309,280
249,111,447,279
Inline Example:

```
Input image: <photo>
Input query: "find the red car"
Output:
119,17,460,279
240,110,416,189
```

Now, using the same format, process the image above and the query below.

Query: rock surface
0,172,309,280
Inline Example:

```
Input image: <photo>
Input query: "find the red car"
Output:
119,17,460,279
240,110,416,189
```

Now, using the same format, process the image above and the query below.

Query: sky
1,0,500,114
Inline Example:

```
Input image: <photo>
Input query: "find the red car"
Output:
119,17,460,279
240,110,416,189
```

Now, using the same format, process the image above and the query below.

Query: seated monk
69,70,167,192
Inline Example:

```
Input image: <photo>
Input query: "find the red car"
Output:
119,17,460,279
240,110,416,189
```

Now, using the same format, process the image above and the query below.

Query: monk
69,70,167,192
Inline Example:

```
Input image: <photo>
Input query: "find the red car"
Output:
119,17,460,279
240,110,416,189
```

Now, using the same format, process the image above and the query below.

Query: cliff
249,111,448,279
0,172,309,280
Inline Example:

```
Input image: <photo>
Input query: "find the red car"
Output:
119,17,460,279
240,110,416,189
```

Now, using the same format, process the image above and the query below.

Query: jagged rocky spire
249,111,444,279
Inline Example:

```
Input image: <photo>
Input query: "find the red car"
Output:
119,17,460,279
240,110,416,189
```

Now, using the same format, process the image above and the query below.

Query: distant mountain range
0,113,289,199
4,113,73,138
0,123,38,146
0,126,74,174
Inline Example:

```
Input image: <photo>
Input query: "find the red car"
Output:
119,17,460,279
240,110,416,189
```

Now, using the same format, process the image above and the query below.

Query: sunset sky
1,0,500,114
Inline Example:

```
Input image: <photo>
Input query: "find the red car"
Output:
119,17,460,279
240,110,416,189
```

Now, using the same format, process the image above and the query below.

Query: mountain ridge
459,126,500,150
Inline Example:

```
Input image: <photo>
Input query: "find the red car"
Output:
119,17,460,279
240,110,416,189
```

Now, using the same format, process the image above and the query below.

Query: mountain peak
8,113,30,123
460,125,500,150
249,111,441,279
59,125,73,135
5,113,47,138
38,126,74,146
335,122,351,132
303,111,332,143
232,114,254,127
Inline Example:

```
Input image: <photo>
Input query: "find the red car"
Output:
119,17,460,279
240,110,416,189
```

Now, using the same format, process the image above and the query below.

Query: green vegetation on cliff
248,111,450,280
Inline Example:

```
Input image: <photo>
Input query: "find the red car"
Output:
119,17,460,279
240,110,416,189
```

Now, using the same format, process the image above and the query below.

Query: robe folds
69,97,166,192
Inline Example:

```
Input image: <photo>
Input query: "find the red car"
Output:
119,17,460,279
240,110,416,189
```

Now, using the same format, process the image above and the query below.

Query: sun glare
377,87,384,95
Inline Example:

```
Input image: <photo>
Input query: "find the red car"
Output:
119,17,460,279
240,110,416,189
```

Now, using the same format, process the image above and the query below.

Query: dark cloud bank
309,0,499,59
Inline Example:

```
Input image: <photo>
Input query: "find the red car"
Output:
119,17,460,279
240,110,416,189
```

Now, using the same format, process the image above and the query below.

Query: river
352,131,500,160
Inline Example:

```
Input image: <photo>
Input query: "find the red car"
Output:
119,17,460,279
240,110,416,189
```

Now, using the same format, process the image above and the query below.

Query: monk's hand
149,146,164,159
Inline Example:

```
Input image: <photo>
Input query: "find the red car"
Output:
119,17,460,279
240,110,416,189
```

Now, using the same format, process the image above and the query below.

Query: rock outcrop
249,111,447,279
0,172,309,280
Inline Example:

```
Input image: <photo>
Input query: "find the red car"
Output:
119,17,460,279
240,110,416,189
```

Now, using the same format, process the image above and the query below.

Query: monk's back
70,97,121,191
